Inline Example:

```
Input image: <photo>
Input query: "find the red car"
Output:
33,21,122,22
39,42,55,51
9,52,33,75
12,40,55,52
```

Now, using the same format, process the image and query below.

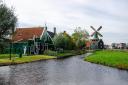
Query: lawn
84,50,128,70
0,55,56,66
0,54,16,59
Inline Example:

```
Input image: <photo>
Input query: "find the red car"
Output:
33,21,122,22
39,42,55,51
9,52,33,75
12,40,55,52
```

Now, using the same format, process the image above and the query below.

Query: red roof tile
12,27,44,42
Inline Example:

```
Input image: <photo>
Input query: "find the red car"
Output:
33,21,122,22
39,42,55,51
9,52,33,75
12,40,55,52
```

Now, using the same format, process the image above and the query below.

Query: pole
9,42,12,60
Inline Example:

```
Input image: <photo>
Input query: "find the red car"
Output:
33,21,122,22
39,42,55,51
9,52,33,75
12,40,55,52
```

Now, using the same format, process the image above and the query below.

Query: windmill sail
90,26,96,31
97,32,103,37
97,26,102,31
90,26,103,39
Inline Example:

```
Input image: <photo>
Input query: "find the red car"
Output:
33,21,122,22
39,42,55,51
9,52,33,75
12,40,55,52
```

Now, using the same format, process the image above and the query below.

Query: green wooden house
11,27,56,55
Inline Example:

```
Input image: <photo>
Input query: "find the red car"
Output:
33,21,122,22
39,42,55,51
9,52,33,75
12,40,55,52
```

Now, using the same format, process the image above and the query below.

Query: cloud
4,0,128,44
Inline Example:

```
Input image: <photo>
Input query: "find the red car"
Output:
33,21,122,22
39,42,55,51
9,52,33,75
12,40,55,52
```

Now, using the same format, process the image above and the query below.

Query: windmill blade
90,26,96,31
97,32,103,37
97,26,102,31
91,31,96,37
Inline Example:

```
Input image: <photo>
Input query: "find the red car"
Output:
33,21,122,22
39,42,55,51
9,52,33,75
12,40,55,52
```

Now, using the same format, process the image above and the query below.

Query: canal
0,53,128,85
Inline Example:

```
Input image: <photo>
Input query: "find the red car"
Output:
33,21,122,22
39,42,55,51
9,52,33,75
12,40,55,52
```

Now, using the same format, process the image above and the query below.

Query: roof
47,31,55,38
12,27,44,42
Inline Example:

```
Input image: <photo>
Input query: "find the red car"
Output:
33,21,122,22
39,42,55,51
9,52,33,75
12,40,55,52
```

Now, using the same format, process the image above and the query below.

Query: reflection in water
0,54,128,85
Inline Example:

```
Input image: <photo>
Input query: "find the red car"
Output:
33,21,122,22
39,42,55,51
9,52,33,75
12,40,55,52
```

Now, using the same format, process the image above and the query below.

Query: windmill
90,26,103,39
90,26,104,49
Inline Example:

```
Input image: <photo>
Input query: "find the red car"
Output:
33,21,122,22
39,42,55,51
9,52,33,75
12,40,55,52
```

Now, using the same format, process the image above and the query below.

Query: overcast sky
4,0,128,44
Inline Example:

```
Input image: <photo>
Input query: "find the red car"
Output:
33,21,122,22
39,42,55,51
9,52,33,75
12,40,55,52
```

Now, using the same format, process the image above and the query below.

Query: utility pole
9,42,12,60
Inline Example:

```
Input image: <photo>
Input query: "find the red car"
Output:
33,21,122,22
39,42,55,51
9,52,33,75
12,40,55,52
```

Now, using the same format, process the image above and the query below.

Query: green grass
57,50,86,58
84,50,128,70
0,54,16,59
43,50,86,58
0,55,56,66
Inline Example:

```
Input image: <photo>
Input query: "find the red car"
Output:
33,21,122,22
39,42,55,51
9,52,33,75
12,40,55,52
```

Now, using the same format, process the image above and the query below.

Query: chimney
45,26,47,30
44,23,47,30
53,27,56,34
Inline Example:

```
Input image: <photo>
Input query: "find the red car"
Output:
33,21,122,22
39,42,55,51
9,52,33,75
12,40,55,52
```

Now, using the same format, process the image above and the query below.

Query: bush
76,39,86,49
0,40,10,53
43,50,57,56
53,32,75,50
73,50,86,55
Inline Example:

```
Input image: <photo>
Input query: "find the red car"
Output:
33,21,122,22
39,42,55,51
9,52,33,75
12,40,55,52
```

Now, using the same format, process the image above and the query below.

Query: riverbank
0,50,86,66
43,50,87,59
57,52,76,58
57,50,86,58
84,50,128,70
0,55,56,66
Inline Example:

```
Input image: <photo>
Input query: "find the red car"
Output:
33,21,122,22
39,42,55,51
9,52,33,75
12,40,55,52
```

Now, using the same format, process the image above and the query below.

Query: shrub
53,32,75,50
43,50,57,56
76,39,86,49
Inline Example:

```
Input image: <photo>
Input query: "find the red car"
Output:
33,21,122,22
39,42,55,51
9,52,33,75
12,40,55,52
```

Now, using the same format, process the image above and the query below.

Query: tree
0,1,17,53
76,39,86,49
53,31,75,50
72,27,89,49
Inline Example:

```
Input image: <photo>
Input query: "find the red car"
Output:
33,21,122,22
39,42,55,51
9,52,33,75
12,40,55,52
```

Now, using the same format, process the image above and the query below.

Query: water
0,53,128,85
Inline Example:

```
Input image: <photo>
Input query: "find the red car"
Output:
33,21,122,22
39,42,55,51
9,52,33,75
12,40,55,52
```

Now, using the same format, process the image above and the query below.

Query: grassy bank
0,55,56,66
0,54,16,59
0,49,86,66
57,52,75,58
84,50,128,70
44,50,86,58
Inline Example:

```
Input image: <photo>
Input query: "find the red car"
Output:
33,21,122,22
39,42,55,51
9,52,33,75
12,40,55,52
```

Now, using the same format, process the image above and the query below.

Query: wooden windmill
90,26,104,49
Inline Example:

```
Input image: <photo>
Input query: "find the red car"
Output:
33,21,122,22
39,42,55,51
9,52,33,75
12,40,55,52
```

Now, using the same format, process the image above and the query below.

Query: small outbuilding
86,39,104,50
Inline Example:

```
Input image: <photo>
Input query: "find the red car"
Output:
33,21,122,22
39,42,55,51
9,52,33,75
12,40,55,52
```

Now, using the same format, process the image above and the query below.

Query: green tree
0,1,17,53
72,27,89,49
53,31,75,50
76,39,86,49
